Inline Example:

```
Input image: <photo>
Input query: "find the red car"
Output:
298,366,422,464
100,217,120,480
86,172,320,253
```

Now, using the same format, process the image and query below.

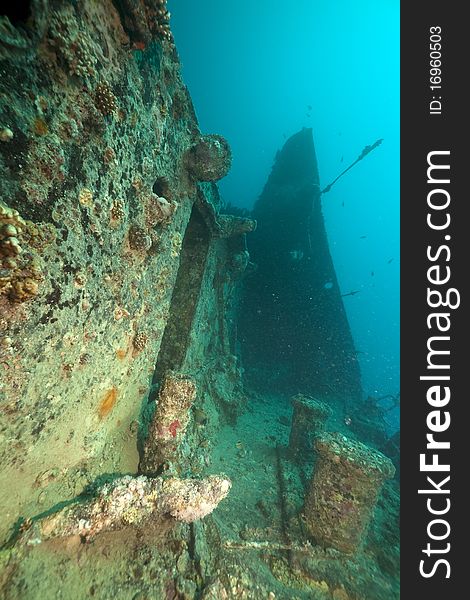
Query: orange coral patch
98,387,118,419
116,349,127,360
32,118,48,136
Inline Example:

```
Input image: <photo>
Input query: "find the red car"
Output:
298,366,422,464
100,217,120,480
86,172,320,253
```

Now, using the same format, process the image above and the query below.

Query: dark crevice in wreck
152,176,172,199
151,204,211,392
0,3,31,26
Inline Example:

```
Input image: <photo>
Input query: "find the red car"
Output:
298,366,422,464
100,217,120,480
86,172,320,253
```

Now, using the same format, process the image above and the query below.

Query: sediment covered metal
303,432,395,553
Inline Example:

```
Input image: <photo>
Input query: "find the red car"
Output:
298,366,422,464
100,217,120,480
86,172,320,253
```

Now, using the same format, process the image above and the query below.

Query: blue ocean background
171,0,399,426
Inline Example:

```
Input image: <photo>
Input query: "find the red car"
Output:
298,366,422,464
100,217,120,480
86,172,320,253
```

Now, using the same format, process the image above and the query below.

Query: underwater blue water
171,1,399,422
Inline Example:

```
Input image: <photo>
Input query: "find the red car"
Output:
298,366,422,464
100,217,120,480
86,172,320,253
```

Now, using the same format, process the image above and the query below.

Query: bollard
140,372,197,475
288,394,331,460
303,432,395,553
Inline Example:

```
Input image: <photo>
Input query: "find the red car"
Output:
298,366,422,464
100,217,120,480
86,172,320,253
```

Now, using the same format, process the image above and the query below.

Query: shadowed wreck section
1,3,398,599
152,205,211,384
240,128,362,402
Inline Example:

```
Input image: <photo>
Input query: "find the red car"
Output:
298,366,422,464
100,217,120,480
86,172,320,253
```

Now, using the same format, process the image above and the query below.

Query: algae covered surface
1,1,399,598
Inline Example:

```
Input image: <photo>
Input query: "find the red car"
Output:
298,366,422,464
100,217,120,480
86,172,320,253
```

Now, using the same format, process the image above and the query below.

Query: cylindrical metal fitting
288,394,331,460
303,432,395,553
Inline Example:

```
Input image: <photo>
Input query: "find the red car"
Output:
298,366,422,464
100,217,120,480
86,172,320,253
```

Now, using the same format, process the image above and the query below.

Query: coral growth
133,331,149,352
185,134,232,182
110,199,125,224
145,194,178,227
22,474,231,543
103,147,117,164
94,83,118,116
79,188,93,207
162,476,231,523
98,387,118,419
32,118,48,136
288,394,331,460
128,224,152,252
0,223,22,257
140,372,197,474
113,0,173,46
48,12,97,79
0,127,14,142
170,231,182,258
8,278,40,303
0,202,43,303
150,0,173,42
303,432,395,553
168,419,180,438
216,215,257,238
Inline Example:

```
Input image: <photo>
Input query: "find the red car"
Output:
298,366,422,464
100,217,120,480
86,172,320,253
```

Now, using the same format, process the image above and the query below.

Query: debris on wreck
20,474,231,544
303,432,395,553
185,134,233,182
288,394,331,461
0,201,44,303
140,372,197,475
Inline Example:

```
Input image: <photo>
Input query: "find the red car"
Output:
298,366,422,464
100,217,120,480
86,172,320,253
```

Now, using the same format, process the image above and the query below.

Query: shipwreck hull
241,128,362,401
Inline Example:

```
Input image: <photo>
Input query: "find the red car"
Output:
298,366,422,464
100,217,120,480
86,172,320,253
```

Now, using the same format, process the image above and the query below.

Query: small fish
340,155,344,163
342,201,345,207
387,258,394,264
371,271,374,276
360,235,367,239
289,250,304,261
236,441,246,455
307,104,312,111
341,290,360,298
